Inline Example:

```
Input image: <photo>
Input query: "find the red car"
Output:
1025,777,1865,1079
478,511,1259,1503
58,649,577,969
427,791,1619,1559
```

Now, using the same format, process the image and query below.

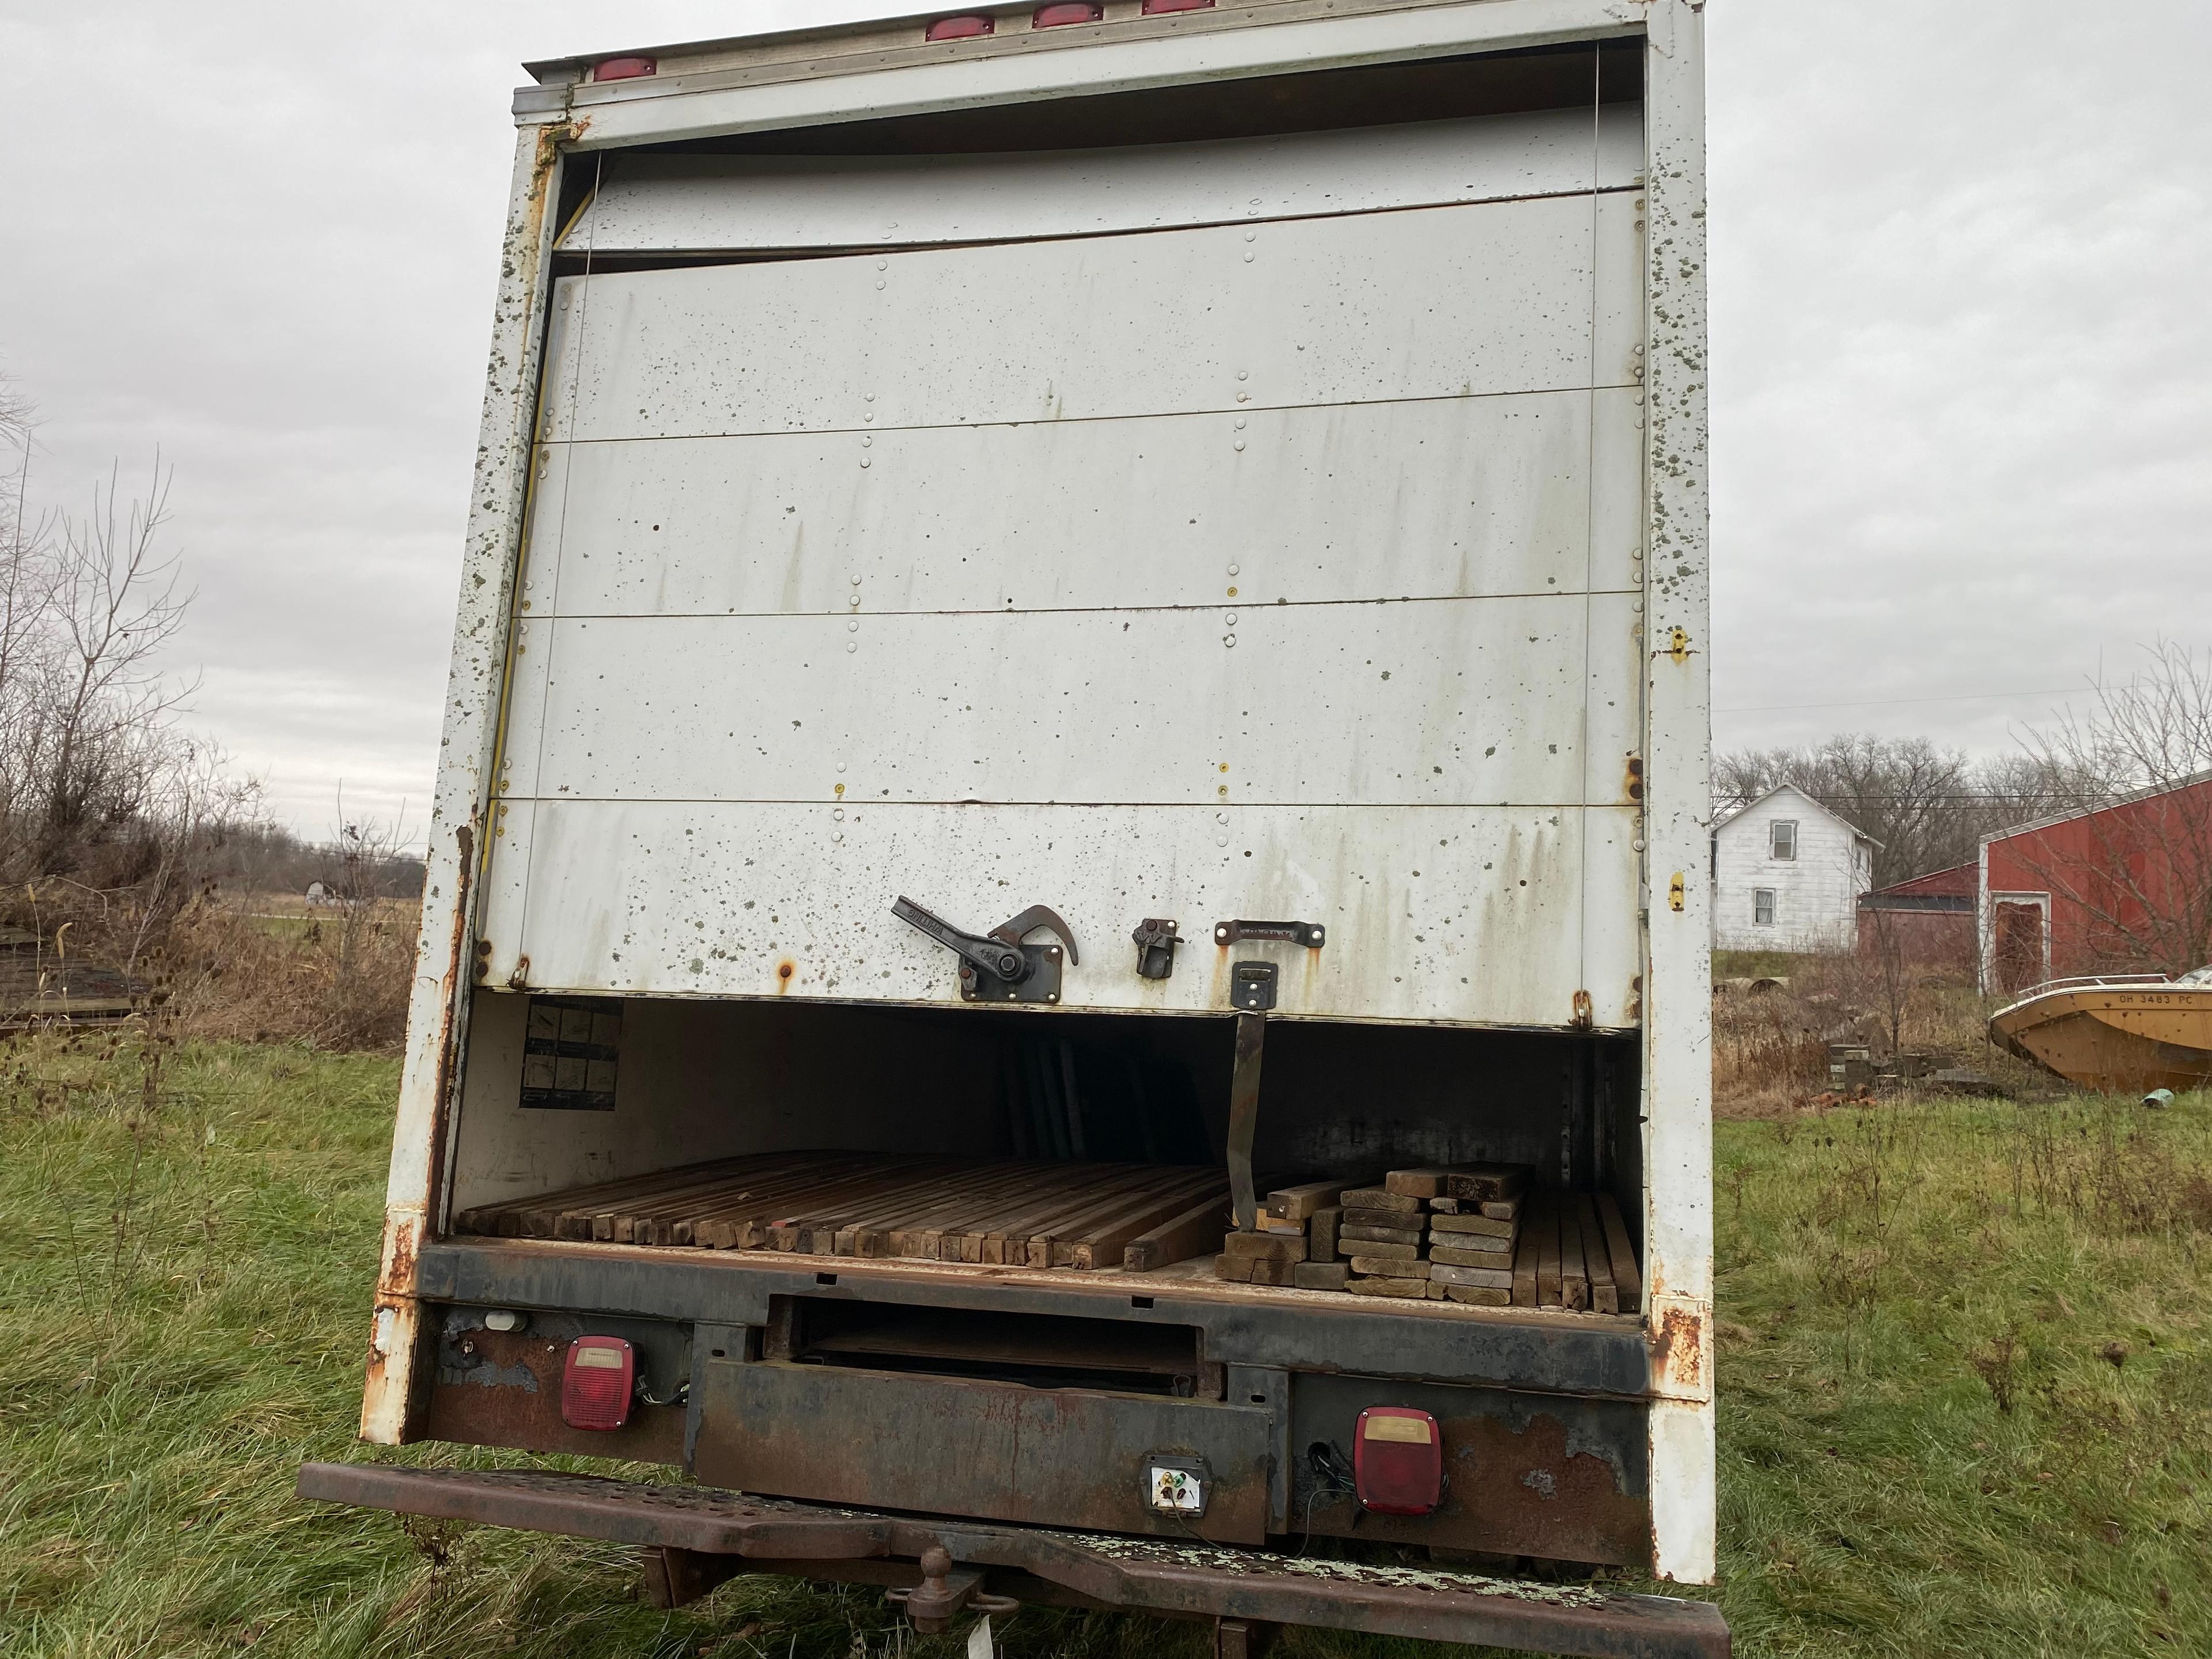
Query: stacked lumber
1214,1164,1642,1314
456,1151,1229,1271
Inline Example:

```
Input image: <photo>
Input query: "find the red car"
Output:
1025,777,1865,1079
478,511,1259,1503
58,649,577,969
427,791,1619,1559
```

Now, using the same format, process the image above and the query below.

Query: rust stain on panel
1312,1412,1647,1567
1650,1305,1706,1395
424,1327,684,1464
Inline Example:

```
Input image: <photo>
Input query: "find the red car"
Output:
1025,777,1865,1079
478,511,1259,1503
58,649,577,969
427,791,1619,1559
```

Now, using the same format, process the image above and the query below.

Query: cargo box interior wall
446,988,1641,1278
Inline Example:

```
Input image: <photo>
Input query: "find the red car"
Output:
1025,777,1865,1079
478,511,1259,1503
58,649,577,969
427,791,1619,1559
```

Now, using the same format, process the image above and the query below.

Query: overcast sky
3,0,2206,842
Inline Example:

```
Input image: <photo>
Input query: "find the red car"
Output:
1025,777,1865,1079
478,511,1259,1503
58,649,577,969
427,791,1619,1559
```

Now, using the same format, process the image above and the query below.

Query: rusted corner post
359,105,575,1445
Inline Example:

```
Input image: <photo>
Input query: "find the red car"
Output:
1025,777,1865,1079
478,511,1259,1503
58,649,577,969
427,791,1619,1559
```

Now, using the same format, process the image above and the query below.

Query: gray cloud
4,1,2205,838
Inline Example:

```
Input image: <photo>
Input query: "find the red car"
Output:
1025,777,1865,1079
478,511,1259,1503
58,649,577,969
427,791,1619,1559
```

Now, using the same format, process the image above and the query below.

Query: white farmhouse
1711,784,1876,953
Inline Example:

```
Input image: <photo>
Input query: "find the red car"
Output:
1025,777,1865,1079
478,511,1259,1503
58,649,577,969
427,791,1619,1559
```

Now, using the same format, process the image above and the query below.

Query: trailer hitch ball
888,1547,1017,1633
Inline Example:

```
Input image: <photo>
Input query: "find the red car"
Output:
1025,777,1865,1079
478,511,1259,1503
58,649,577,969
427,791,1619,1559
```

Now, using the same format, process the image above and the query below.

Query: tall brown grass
149,896,416,1050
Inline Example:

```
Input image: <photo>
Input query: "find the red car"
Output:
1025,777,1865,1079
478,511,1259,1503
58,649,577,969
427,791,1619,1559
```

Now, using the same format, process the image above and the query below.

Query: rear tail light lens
1142,0,1216,12
925,15,995,40
592,56,657,82
1354,1406,1442,1515
562,1336,635,1430
1035,2,1103,23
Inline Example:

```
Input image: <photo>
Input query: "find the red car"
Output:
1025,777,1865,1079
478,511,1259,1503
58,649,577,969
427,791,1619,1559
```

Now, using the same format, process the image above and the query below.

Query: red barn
1978,772,2212,995
1857,861,1976,972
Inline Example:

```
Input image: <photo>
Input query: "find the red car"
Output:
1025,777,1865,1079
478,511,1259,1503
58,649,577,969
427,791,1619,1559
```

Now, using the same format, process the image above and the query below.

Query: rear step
297,1463,1728,1659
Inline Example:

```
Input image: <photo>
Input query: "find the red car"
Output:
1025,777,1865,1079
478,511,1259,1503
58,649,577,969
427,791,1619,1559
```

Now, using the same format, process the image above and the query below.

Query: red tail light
1034,2,1103,23
562,1336,635,1430
592,56,657,82
925,15,994,40
1354,1406,1442,1515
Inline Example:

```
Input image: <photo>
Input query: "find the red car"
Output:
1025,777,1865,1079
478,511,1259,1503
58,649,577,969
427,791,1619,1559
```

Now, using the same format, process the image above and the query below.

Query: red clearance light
592,56,657,82
925,15,995,40
1354,1406,1443,1515
1141,0,1216,13
1034,2,1103,23
561,1336,635,1430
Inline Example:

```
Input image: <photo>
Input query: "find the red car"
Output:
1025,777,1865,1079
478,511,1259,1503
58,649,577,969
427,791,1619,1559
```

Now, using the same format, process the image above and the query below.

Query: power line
1715,685,2093,714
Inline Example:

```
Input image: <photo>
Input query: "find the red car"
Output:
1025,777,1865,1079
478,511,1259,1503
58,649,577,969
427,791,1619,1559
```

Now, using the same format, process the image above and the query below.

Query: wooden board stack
456,1151,1230,1271
1217,1164,1642,1314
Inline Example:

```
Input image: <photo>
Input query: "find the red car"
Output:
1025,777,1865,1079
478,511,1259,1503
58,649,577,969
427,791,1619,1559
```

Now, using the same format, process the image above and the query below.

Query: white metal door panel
524,388,1646,618
515,594,1639,809
541,193,1640,442
560,107,1643,254
476,799,1640,1028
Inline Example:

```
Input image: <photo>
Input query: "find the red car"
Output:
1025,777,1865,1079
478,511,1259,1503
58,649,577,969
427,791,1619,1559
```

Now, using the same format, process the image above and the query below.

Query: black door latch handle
893,897,1079,1004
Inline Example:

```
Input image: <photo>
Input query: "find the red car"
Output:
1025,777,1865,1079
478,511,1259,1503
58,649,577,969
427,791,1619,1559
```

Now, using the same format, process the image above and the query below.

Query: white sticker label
1149,1465,1204,1513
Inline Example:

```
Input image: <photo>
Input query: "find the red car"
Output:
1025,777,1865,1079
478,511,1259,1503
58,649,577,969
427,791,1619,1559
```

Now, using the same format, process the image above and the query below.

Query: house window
1753,888,1777,926
1770,820,1797,861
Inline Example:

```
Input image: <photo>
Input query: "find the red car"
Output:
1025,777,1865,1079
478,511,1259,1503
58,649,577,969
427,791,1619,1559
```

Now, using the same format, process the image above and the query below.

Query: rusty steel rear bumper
297,1462,1726,1659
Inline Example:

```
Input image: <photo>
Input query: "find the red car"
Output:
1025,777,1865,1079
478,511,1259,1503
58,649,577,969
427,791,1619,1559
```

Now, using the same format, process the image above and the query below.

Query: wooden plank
1535,1192,1562,1309
1596,1192,1642,1306
1579,1195,1618,1315
1429,1211,1514,1238
1222,1230,1306,1264
1214,1252,1256,1283
1124,1191,1234,1272
1383,1166,1472,1199
1013,1168,1185,1274
1558,1193,1588,1312
882,1164,1040,1258
1443,1165,1531,1203
762,1164,964,1251
987,1164,1167,1267
1308,1206,1341,1263
1064,1176,1228,1269
942,1165,1098,1262
1339,1187,1421,1214
847,1162,1037,1257
1340,1224,1423,1247
687,1156,913,1248
692,1157,915,1248
1429,1260,1514,1289
1025,1166,1199,1267
1512,1213,1540,1308
1429,1240,1514,1268
1291,1261,1351,1291
1263,1179,1355,1222
1052,1166,1222,1265
1350,1254,1430,1279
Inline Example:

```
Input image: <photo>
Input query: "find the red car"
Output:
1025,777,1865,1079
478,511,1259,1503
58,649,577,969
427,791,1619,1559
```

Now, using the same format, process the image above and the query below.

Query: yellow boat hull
1988,986,2212,1096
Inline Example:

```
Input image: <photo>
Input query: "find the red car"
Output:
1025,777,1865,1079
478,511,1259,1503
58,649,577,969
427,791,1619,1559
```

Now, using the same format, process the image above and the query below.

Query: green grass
2,1035,2208,1657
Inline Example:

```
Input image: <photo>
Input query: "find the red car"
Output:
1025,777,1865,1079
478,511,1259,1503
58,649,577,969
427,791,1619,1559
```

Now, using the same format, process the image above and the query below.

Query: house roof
1714,783,1881,847
1869,861,1975,899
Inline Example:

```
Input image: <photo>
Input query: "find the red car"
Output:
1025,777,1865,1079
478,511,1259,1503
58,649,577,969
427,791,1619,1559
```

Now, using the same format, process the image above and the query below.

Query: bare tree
2005,643,2212,978
27,457,196,876
1716,733,2113,888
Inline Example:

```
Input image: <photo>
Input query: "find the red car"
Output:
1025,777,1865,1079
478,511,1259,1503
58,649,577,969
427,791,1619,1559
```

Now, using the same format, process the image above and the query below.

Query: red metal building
1978,774,2212,995
1857,862,1976,973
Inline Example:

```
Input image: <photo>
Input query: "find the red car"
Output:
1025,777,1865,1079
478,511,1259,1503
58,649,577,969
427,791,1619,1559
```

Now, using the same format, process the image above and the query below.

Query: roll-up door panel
559,106,1645,254
488,119,1648,1029
540,194,1642,441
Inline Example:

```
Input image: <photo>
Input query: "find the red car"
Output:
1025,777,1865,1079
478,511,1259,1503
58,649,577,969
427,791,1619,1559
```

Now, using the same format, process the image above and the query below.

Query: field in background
2,1035,2208,1658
